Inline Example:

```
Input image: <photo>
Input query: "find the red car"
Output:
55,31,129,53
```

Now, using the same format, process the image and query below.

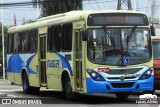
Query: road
0,80,159,107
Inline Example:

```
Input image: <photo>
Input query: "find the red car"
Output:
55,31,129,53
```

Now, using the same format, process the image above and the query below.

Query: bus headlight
87,69,105,81
139,69,152,80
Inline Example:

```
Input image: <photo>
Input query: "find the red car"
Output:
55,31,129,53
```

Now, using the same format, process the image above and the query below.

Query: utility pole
117,0,132,10
1,0,5,80
37,0,39,18
136,0,139,11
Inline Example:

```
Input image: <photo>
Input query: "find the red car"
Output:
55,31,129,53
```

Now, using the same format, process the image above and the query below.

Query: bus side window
13,32,21,54
7,34,13,54
48,25,61,52
48,26,55,52
29,29,38,53
62,23,72,52
21,31,29,53
54,25,61,52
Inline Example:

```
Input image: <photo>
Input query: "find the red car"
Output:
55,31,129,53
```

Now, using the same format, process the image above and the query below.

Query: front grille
107,76,136,80
106,68,142,75
111,82,134,88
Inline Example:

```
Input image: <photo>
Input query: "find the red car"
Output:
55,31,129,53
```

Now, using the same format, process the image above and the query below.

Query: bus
152,36,160,90
7,10,155,100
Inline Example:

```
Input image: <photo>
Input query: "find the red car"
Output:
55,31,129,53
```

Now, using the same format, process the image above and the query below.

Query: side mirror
82,30,87,41
150,24,156,36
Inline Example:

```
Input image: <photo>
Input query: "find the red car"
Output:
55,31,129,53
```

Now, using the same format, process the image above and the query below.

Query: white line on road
0,89,23,92
7,94,22,98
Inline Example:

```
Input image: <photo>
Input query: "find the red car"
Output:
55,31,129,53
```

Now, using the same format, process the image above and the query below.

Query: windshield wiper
102,26,116,53
126,26,137,49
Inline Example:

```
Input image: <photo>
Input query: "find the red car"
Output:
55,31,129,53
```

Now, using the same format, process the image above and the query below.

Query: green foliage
22,19,36,25
33,0,82,17
148,17,160,24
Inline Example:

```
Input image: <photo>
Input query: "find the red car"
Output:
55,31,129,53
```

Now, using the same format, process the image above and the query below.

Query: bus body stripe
55,53,73,76
7,54,37,74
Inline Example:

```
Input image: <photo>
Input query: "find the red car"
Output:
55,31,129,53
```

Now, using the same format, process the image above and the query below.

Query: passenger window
7,34,13,54
62,23,72,51
48,25,61,52
29,29,38,53
21,31,29,53
13,32,21,53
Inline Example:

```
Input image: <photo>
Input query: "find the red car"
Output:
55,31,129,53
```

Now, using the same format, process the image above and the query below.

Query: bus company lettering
47,60,59,69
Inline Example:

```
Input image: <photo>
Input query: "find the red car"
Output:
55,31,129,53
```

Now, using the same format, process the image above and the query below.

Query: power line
95,0,101,10
4,7,37,12
0,1,61,7
0,0,118,11
101,0,107,9
0,2,36,7
87,0,94,10
107,0,115,9
0,18,23,22
2,0,160,15
83,5,87,10
0,0,117,8
83,0,117,10
83,0,116,5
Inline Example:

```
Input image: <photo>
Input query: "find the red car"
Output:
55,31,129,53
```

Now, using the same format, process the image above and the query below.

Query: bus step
76,87,84,91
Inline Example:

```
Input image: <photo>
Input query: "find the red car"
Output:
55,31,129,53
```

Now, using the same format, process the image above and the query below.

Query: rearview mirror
82,30,87,41
150,24,156,36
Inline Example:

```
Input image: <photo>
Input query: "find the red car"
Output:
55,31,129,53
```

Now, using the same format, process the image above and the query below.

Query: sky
0,0,153,26
2,0,38,26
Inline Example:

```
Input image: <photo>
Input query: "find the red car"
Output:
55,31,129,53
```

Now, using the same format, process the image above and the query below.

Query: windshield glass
87,28,151,66
152,41,160,60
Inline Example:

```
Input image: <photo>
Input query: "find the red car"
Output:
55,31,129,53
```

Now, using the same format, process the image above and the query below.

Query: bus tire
22,72,32,94
64,76,75,100
116,92,129,100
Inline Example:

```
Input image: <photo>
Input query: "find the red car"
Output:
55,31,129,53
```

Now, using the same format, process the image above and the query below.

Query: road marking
7,94,22,98
0,80,10,83
0,89,23,92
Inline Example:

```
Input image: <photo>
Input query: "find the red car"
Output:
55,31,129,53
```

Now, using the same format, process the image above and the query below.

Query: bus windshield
87,28,151,66
153,41,160,60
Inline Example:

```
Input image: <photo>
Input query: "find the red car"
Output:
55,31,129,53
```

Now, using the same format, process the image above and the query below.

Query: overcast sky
2,0,38,26
0,0,151,26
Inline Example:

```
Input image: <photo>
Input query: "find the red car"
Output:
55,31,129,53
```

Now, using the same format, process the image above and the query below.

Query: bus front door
75,30,83,90
39,34,47,85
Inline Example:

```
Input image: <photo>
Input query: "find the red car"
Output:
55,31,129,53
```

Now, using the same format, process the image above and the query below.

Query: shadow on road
19,90,136,104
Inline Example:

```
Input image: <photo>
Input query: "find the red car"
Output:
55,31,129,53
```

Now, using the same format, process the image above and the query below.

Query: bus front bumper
86,76,154,94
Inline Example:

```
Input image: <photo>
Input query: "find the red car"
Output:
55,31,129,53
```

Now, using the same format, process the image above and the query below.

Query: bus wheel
22,72,31,94
64,76,74,99
116,92,129,100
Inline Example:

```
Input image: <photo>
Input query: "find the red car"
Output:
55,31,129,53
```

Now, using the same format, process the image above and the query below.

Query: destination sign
88,13,149,26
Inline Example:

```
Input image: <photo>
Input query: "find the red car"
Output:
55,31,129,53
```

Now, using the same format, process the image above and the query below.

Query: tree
33,0,82,17
22,18,36,25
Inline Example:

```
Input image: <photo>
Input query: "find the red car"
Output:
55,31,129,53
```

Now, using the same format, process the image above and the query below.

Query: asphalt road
0,80,159,107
